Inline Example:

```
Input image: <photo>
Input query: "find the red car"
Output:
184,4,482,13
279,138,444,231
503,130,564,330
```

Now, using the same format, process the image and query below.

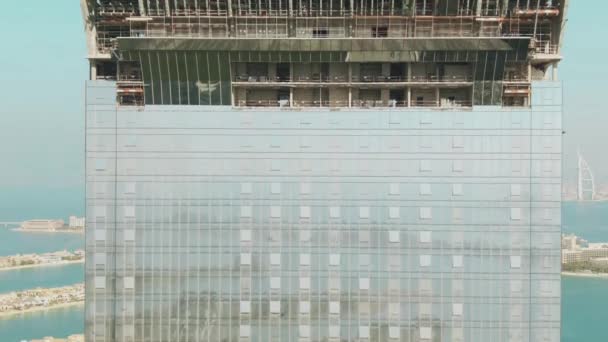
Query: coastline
0,259,84,272
0,301,84,319
12,228,83,234
562,271,608,279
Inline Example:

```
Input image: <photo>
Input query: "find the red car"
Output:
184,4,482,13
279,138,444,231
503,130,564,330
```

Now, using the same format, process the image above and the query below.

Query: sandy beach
0,301,84,319
562,271,608,279
0,259,84,272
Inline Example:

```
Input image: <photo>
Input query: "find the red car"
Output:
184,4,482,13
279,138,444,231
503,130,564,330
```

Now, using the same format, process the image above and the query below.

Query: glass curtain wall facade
82,1,566,341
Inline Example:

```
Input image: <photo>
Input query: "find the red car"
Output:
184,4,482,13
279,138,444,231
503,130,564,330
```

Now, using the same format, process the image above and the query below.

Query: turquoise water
0,228,83,256
0,263,84,293
0,202,607,341
0,305,84,342
563,201,608,242
562,276,608,342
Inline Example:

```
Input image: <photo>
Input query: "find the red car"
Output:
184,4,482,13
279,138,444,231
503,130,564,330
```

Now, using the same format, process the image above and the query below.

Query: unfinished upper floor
82,0,568,58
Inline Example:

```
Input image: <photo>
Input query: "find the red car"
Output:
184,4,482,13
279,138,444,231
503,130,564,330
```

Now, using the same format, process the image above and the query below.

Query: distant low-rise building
68,216,85,229
20,220,64,231
561,234,608,264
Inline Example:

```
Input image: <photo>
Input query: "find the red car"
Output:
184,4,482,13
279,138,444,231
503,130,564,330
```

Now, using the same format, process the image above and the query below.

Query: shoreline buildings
19,220,65,232
81,1,566,341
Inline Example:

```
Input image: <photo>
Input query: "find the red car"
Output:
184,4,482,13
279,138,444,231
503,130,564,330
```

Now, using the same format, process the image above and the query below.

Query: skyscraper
82,1,565,341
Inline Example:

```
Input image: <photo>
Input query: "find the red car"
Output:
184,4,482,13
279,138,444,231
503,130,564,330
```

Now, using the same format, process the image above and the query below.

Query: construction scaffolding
83,0,566,107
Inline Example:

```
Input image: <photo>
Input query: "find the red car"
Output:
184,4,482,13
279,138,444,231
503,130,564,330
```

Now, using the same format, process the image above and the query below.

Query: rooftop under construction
81,0,568,108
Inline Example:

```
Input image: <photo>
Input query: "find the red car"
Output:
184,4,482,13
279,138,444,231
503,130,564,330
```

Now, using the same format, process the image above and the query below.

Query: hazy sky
0,2,603,219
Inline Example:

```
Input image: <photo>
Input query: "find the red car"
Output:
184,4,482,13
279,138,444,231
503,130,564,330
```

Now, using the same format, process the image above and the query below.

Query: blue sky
0,2,603,219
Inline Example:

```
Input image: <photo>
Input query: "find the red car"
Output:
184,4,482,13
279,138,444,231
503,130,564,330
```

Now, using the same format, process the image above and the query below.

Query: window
510,256,522,269
240,301,251,314
300,254,311,266
241,182,252,194
359,254,370,266
299,325,311,338
94,276,106,289
419,207,432,220
300,277,310,290
420,183,432,195
389,231,400,243
329,326,340,338
300,206,311,218
419,160,431,172
359,278,370,290
95,253,106,266
420,327,432,340
420,255,431,267
125,135,137,147
271,183,281,194
124,182,136,194
270,253,281,266
240,230,252,242
452,136,464,148
453,328,464,342
359,207,370,219
95,229,106,241
270,206,281,218
453,255,464,268
420,231,432,243
241,253,252,265
389,183,400,195
389,207,400,219
452,208,464,221
270,277,281,289
300,230,311,242
510,280,523,293
330,206,341,218
330,302,340,314
389,327,400,339
359,326,370,339
453,303,463,316
240,325,251,338
299,301,310,314
511,208,522,221
329,254,341,266
270,301,281,314
95,159,107,171
240,206,252,218
452,184,463,196
124,229,135,241
359,231,370,243
124,206,135,218
511,184,522,196
453,160,464,172
419,303,431,316
270,160,281,171
389,302,400,317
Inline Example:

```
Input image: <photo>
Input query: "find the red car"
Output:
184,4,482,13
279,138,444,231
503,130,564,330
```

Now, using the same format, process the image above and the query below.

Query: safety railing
534,43,559,55
234,99,473,108
233,74,473,83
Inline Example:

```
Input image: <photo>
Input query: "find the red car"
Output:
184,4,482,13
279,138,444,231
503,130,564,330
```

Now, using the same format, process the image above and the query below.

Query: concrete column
90,61,97,81
476,0,483,16
407,87,411,107
228,0,233,16
552,63,558,81
290,88,294,107
165,0,171,16
348,63,353,107
138,0,146,16
435,88,440,107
